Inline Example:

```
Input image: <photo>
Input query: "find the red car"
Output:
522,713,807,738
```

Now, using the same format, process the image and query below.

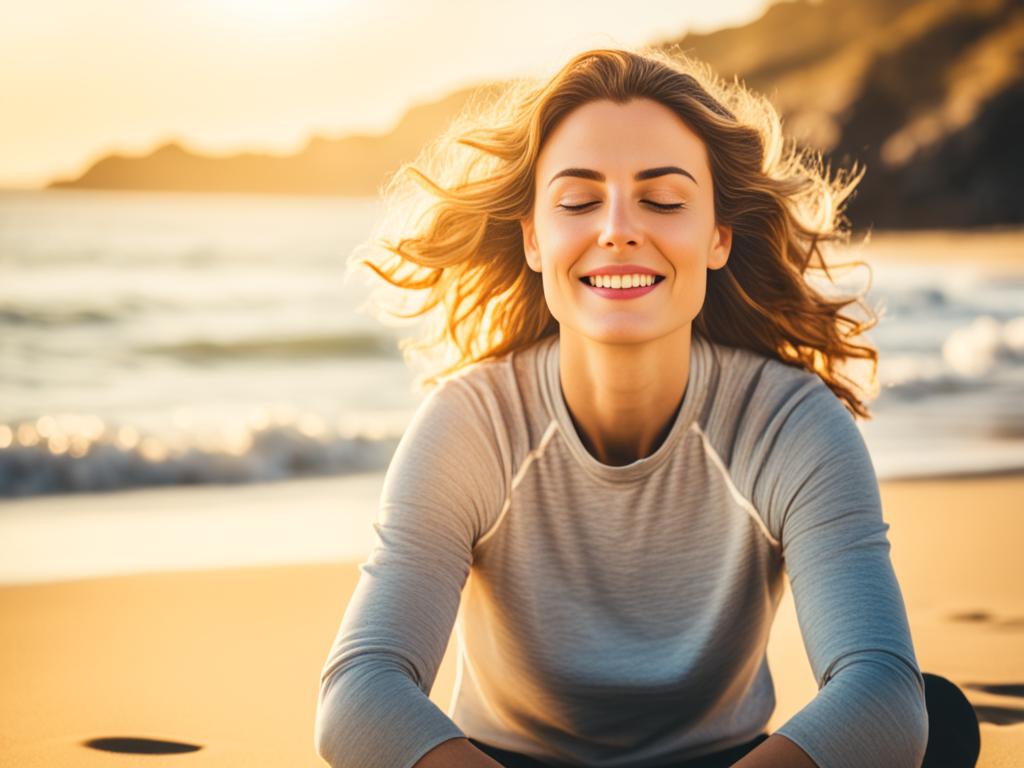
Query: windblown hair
349,46,880,418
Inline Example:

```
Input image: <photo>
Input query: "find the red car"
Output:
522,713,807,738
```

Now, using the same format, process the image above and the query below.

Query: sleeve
755,377,929,768
314,376,510,768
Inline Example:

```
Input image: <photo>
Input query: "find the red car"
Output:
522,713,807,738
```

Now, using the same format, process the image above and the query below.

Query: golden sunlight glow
69,435,91,458
138,437,169,462
3,1,770,188
222,426,254,456
206,0,350,30
271,403,298,426
81,414,105,442
16,423,40,447
35,415,57,438
118,425,140,450
48,434,70,455
298,414,326,438
248,407,271,431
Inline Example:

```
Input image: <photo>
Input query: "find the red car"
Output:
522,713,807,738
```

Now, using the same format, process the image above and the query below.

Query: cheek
539,217,589,252
658,234,713,310
536,228,590,282
538,270,574,326
542,263,581,305
536,203,595,237
657,229,706,274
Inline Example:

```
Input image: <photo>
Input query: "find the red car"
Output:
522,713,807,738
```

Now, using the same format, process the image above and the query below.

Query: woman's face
521,97,731,345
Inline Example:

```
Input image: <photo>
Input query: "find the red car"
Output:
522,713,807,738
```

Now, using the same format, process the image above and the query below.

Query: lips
581,277,663,299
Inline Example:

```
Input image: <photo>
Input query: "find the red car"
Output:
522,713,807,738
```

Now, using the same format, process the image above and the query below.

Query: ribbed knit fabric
315,333,929,768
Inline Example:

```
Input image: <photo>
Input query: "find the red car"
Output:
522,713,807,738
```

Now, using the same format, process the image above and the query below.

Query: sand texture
1,475,1021,767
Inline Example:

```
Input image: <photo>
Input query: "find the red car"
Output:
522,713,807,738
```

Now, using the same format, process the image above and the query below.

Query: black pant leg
468,737,553,767
467,734,770,768
666,733,771,767
471,677,984,768
921,672,980,768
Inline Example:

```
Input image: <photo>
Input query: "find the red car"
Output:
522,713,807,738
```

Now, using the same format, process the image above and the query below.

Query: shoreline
832,227,1024,272
0,472,388,586
3,468,1024,587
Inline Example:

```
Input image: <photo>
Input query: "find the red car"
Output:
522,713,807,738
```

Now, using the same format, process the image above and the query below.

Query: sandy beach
842,228,1024,272
1,473,1022,767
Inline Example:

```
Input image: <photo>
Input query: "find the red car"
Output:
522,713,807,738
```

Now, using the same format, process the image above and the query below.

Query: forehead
537,98,710,185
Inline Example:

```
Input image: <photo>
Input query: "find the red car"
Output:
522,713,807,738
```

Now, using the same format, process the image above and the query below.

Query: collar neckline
541,332,712,483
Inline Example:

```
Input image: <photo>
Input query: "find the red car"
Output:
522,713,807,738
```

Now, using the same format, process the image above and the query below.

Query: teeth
586,274,657,289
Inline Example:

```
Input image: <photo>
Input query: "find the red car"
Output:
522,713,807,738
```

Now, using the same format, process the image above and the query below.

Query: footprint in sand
963,682,1024,725
965,683,1024,697
948,610,993,623
947,610,1024,629
970,705,1024,726
83,736,202,754
942,613,1024,723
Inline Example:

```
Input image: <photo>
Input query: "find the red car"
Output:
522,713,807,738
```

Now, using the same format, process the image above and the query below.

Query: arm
747,378,929,768
314,378,510,768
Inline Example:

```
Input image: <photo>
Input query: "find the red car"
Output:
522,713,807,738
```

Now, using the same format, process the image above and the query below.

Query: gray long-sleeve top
314,332,929,768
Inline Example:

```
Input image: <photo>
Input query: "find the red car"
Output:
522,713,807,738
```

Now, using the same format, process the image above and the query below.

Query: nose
598,191,644,250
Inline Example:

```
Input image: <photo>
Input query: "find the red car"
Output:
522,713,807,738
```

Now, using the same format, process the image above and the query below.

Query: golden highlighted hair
349,45,879,418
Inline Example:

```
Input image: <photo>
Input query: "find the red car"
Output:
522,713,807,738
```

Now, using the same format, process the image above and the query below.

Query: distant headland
48,0,1023,230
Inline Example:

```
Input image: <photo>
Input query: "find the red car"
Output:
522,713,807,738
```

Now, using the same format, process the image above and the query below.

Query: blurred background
1,0,1022,581
3,4,1024,766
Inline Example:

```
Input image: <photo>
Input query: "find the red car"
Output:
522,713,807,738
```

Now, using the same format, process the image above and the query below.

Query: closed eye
559,201,686,213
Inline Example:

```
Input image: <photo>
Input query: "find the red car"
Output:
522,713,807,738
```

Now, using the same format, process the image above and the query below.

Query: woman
314,48,980,768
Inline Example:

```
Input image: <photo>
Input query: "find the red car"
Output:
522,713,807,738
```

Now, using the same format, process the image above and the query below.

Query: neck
557,325,693,466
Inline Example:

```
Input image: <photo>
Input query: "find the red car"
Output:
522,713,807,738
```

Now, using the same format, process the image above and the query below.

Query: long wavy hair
349,45,880,418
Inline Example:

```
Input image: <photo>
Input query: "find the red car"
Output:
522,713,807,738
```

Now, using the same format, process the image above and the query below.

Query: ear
709,223,732,270
520,216,542,273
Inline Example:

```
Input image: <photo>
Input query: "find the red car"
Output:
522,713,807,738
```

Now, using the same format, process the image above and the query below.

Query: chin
579,326,666,346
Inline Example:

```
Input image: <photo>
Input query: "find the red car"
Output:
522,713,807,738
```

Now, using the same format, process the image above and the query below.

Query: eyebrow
547,165,698,187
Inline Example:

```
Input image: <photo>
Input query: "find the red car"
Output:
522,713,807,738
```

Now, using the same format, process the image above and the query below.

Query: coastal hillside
49,0,1023,229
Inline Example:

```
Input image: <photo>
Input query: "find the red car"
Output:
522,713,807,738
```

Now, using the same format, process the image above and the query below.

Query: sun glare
209,0,350,30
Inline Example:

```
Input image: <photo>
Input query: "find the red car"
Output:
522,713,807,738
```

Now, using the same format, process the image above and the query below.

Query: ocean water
1,189,1022,497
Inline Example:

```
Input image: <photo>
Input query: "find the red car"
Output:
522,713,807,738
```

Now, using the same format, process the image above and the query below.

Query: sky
0,0,773,189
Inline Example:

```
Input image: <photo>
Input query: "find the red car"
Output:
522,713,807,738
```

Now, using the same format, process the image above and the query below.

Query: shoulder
431,347,530,435
701,340,870,531
406,358,510,459
431,337,553,443
701,339,834,455
708,339,825,416
397,341,547,485
381,359,520,544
